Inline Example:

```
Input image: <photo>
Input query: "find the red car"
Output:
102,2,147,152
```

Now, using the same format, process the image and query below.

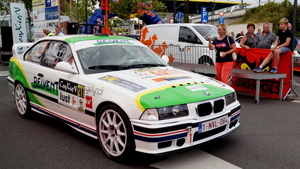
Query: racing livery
7,35,241,162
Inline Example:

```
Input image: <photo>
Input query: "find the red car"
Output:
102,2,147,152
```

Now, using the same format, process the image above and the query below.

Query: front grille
197,102,212,116
193,125,226,142
196,99,224,117
214,99,224,113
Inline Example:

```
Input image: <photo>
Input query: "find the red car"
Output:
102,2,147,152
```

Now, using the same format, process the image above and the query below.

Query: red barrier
231,48,292,100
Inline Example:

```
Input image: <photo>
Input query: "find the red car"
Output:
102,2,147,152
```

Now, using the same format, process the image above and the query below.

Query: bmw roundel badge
203,92,210,96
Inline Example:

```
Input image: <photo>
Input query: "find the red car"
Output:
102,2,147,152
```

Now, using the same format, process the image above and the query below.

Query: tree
63,0,97,23
21,0,33,41
109,0,166,19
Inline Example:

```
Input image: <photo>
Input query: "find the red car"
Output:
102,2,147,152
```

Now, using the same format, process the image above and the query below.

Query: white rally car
7,34,241,162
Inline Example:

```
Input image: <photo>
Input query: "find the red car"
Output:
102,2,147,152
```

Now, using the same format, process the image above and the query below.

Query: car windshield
193,25,218,41
76,44,166,74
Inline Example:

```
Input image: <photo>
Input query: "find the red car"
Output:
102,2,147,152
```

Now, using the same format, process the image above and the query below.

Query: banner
231,48,292,100
10,3,27,45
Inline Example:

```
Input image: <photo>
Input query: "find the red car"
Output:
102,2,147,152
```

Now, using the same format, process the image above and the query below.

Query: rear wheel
97,104,135,162
14,83,31,118
199,56,214,65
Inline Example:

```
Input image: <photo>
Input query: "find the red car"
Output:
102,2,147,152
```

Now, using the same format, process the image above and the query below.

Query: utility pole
173,0,177,23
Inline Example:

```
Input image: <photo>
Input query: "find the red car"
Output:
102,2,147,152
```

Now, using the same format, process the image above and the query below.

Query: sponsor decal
86,96,93,109
93,39,132,45
186,85,207,91
135,69,185,80
59,91,71,104
100,75,147,92
233,78,280,94
78,99,84,112
59,79,85,98
86,85,104,96
31,76,58,95
152,76,191,82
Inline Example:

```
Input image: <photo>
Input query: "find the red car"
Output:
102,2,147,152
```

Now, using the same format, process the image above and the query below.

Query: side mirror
54,62,78,74
162,55,169,64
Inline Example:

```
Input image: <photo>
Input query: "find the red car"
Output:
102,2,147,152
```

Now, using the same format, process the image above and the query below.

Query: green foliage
63,0,97,24
233,0,300,36
109,0,166,19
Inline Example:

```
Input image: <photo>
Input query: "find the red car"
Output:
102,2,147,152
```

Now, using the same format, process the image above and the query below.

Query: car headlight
225,92,237,105
140,104,189,121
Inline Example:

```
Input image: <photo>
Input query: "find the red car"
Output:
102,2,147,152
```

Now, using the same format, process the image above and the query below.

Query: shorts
279,47,290,54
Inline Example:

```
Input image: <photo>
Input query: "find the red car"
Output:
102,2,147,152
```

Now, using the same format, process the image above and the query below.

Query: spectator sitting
253,18,293,73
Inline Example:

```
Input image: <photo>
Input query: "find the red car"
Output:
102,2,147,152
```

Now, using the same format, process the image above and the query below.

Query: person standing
287,23,298,50
55,27,65,36
206,24,236,84
256,28,261,35
253,18,292,73
240,22,257,49
231,31,235,38
236,30,244,38
43,27,54,37
257,23,276,49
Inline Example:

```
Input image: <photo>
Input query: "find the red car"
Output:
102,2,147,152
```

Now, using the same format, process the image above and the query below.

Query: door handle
38,73,43,77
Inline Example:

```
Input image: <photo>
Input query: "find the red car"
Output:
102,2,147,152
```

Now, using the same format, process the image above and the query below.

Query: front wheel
14,83,31,118
97,104,135,162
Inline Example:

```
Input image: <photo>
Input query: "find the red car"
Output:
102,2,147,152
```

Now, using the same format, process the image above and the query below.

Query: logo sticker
86,96,93,109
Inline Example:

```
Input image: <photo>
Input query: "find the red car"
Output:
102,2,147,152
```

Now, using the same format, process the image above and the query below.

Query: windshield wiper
88,65,127,70
126,64,166,68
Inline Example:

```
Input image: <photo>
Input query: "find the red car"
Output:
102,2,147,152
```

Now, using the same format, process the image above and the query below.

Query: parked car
294,50,300,72
7,34,241,162
140,23,219,65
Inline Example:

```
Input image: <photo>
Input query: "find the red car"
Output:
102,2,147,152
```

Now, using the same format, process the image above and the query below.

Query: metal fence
149,44,216,65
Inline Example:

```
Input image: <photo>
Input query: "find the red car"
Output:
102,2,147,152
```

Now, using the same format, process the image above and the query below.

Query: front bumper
132,105,241,155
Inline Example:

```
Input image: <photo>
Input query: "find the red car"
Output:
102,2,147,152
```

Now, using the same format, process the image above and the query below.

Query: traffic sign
219,11,225,17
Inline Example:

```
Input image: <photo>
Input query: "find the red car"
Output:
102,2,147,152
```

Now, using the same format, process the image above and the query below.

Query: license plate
198,115,228,133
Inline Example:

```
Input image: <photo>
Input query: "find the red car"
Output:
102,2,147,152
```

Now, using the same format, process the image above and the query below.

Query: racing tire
97,104,135,163
14,83,31,118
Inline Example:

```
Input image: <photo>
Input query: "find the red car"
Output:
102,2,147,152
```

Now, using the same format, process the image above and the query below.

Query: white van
140,23,219,65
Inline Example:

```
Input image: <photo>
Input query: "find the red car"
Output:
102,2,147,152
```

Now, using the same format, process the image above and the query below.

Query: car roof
36,34,135,43
146,23,215,27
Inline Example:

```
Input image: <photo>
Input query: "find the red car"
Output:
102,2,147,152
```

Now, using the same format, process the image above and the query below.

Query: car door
38,41,82,122
22,40,51,103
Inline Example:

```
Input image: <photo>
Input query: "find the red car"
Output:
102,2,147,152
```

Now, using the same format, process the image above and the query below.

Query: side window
178,27,202,44
24,41,50,63
41,41,72,68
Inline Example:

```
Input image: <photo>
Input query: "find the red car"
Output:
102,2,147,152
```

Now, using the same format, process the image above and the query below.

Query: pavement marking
291,100,300,104
0,71,9,77
150,149,241,169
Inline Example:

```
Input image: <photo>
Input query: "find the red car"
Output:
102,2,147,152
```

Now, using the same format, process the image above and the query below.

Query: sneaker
270,67,278,73
253,67,263,73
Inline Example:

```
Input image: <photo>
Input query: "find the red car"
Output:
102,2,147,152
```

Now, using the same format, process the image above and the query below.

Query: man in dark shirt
257,23,276,49
236,30,244,38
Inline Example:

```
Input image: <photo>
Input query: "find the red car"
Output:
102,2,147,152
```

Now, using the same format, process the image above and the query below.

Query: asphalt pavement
1,61,300,168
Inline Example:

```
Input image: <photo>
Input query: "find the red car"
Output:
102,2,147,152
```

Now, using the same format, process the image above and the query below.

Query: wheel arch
198,55,215,65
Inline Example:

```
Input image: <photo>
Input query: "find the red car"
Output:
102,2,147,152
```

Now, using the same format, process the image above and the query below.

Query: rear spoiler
12,43,34,59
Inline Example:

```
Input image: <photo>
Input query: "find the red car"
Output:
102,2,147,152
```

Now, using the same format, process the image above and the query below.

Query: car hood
88,66,234,109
